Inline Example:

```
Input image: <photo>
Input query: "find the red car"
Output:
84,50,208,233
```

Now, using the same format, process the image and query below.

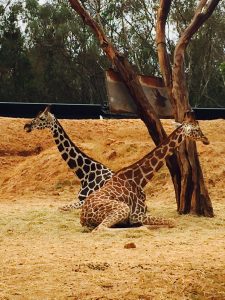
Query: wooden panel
105,70,173,118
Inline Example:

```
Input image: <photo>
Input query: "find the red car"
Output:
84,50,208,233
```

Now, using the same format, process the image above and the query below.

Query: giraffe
24,106,114,210
80,111,209,231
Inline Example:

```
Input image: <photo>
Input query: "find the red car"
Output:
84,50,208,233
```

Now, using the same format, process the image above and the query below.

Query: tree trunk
69,0,216,217
156,0,217,216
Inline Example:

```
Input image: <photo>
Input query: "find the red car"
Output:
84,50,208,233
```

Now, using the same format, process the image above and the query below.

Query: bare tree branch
176,0,221,50
173,0,221,120
68,0,168,145
156,0,177,114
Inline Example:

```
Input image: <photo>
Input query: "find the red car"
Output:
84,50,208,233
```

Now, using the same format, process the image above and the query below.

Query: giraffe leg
142,215,176,228
130,214,176,228
59,188,88,211
59,200,84,211
91,202,130,232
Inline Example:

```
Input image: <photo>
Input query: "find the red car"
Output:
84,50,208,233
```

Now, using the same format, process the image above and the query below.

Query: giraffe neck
116,126,184,188
50,118,97,181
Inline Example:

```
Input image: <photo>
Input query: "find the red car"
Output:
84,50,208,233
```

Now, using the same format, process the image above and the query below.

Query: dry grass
0,117,225,299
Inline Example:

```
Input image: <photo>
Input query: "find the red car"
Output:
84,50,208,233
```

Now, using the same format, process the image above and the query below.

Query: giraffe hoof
58,203,83,211
58,206,71,212
92,225,110,233
168,219,176,228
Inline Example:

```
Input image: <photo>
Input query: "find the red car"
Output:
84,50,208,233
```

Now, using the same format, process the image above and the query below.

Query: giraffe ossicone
24,106,114,210
81,111,209,232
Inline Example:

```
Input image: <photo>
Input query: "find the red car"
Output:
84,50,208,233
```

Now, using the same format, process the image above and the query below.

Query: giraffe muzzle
201,136,210,145
24,123,32,133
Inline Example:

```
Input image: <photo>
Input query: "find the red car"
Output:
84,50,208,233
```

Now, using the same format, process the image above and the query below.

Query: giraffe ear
44,105,51,114
172,121,182,128
184,110,196,122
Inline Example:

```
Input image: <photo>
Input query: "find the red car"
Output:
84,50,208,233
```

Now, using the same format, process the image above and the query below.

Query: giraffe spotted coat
24,106,114,209
81,115,209,231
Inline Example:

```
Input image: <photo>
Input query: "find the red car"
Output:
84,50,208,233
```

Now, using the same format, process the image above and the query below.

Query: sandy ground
0,117,225,300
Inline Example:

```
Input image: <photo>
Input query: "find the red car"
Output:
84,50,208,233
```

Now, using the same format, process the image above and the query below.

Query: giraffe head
24,106,55,133
181,111,209,145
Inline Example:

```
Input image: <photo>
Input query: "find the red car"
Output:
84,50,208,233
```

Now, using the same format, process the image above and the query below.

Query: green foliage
0,2,34,101
0,0,224,107
0,0,108,103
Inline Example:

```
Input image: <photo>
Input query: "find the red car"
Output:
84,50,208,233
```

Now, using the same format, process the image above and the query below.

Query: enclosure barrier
0,102,224,120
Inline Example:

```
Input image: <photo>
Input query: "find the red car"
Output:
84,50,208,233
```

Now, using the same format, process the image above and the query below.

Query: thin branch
123,15,154,45
176,0,221,52
2,0,12,10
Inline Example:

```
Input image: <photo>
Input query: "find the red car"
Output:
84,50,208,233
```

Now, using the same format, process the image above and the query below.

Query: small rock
124,242,136,249
105,138,115,146
52,192,60,196
208,178,215,187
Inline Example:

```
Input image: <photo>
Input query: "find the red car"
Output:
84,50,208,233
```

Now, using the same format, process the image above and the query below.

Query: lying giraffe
24,106,114,209
81,112,209,231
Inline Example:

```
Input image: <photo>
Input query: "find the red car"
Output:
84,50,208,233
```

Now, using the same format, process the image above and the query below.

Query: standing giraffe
24,106,114,209
81,112,209,231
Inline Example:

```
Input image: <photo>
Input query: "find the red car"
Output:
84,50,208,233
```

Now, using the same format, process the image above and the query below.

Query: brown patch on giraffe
124,169,133,178
150,157,158,166
141,163,153,174
133,176,142,186
111,176,118,183
140,177,148,187
178,135,183,143
169,141,176,148
145,172,154,181
133,168,140,177
117,173,126,181
155,146,167,159
155,161,164,172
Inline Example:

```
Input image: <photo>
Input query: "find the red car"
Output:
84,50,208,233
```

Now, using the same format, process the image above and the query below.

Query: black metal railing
0,102,224,120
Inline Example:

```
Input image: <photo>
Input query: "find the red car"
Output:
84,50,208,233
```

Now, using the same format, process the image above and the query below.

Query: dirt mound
0,117,224,198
